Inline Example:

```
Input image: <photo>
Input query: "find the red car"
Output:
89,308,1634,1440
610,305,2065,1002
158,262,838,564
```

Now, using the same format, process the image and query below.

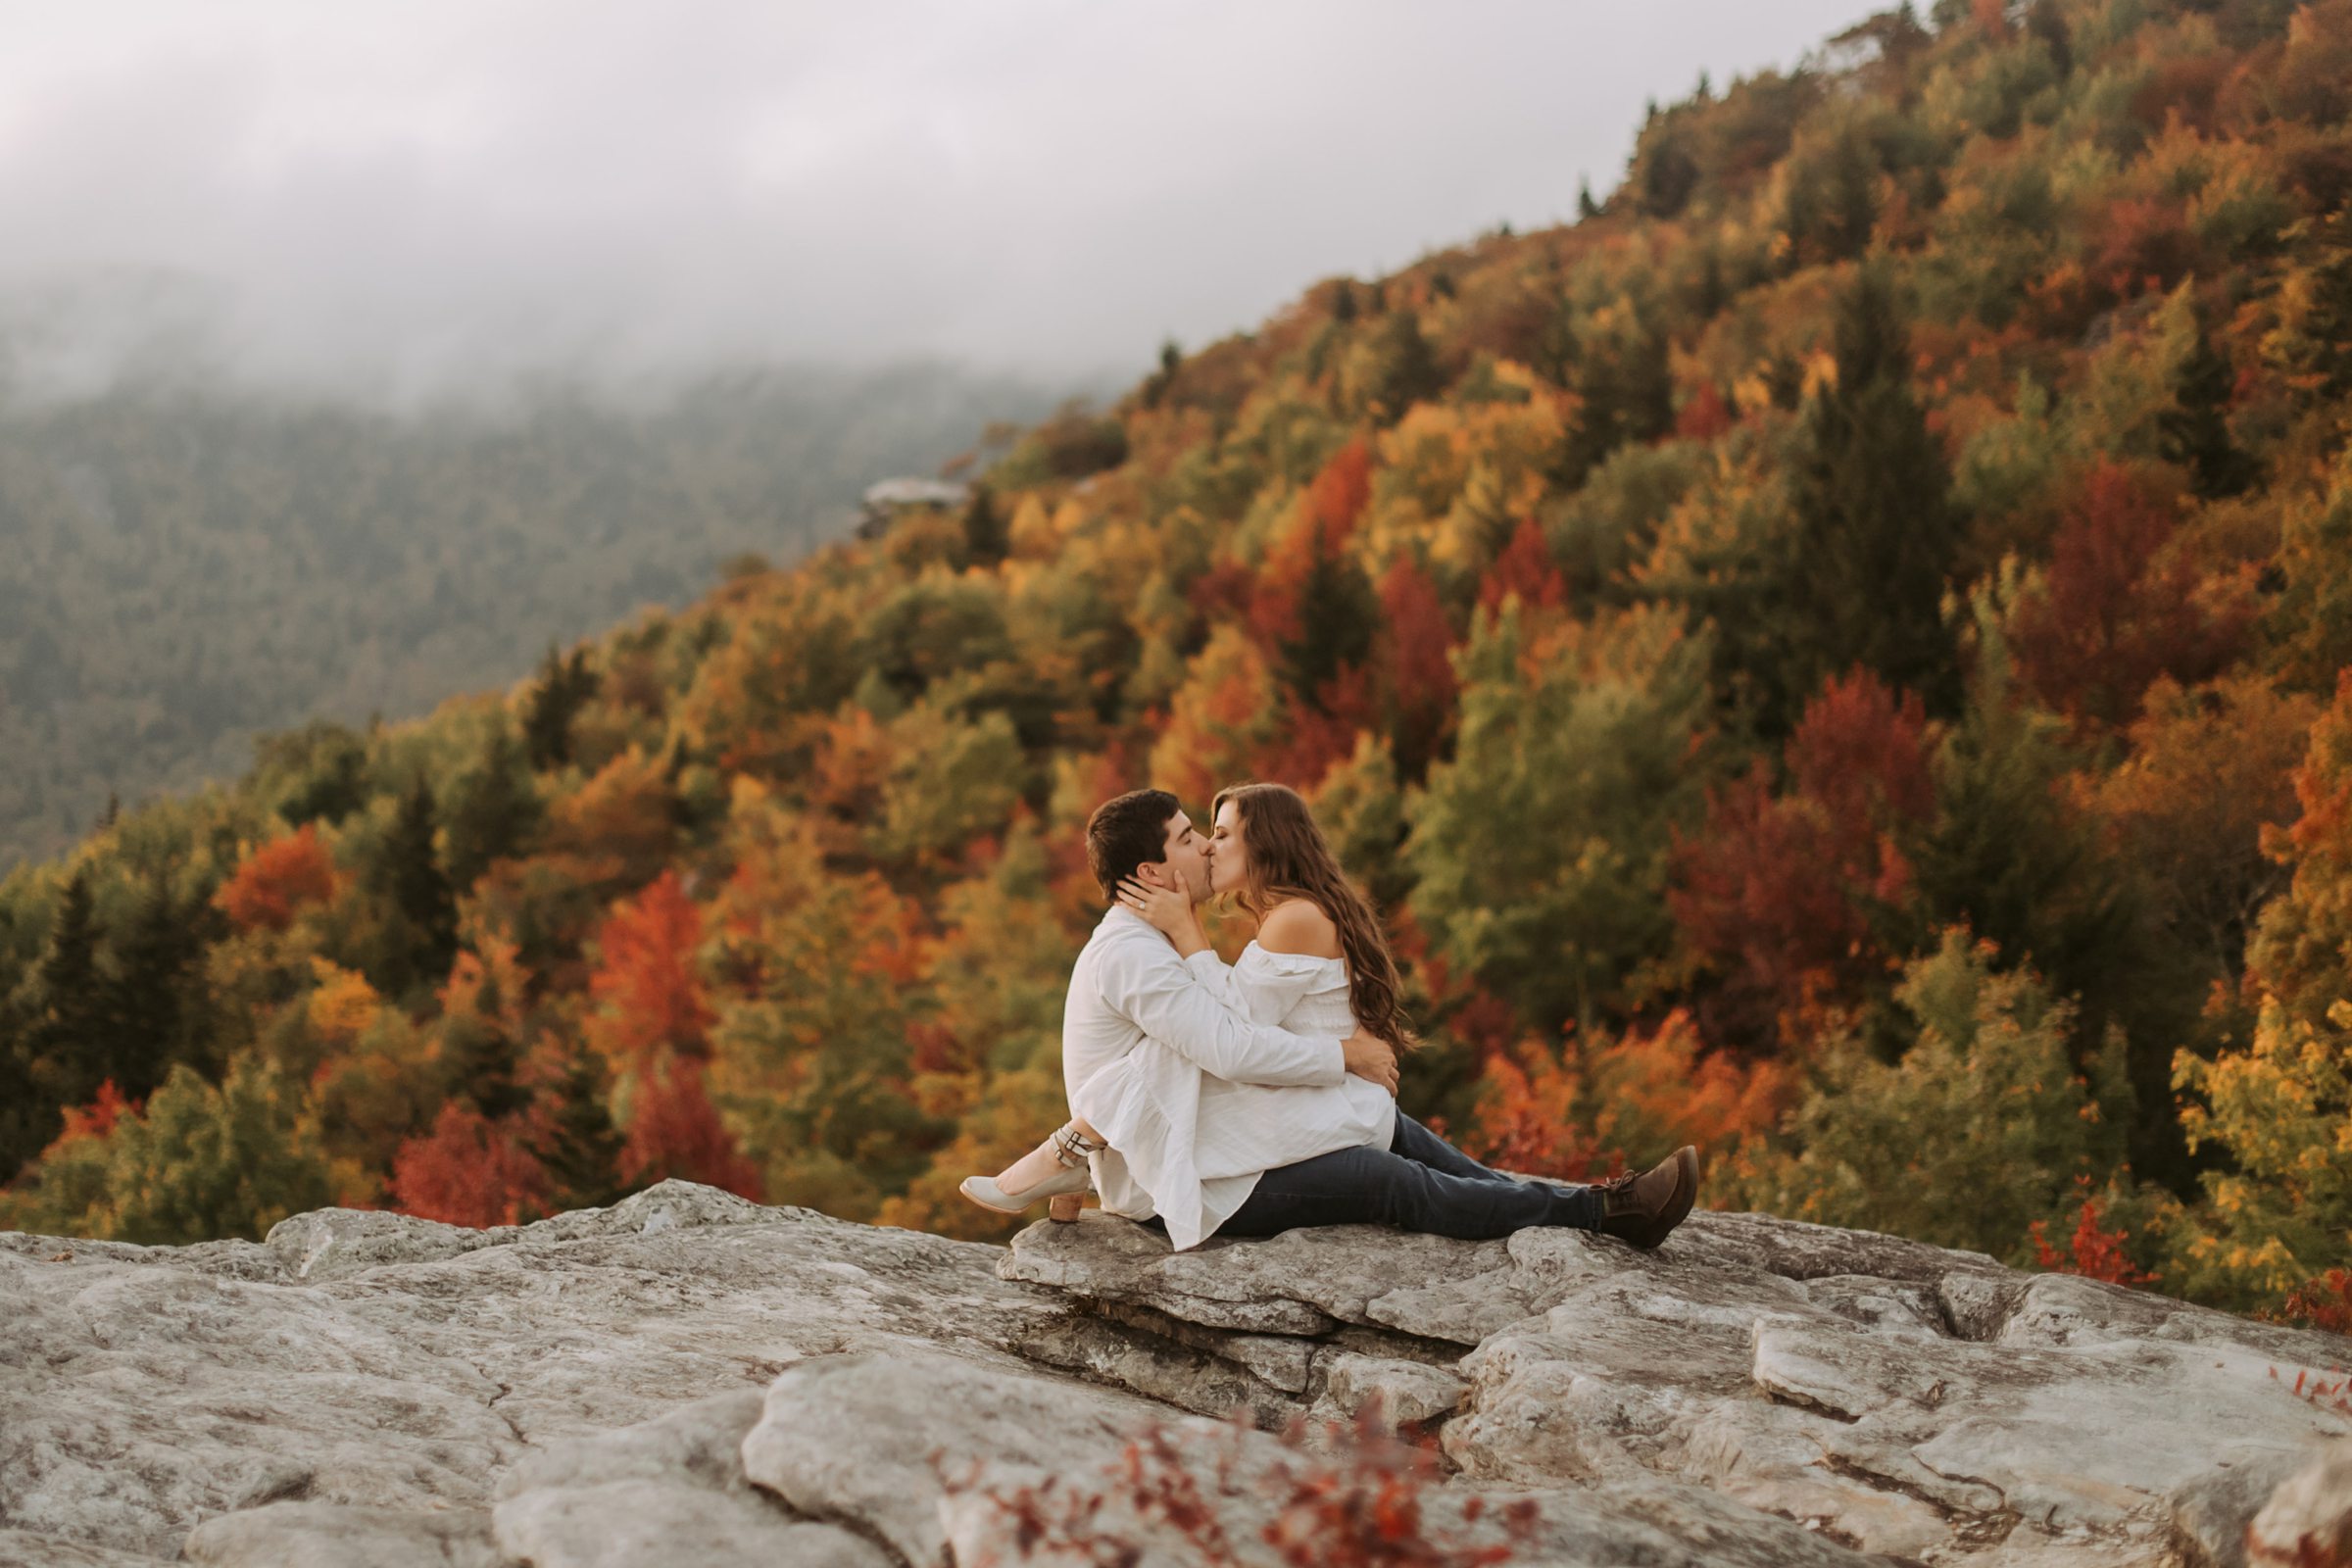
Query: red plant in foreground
2272,1269,2352,1337
2029,1194,2158,1288
2266,1363,2352,1421
938,1396,1540,1568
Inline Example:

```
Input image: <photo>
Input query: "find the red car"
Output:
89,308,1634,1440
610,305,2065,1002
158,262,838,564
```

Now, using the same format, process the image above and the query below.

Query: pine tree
1909,595,2175,1177
1773,260,1965,732
24,869,110,1112
1553,310,1674,491
1366,309,1445,425
522,643,600,771
1577,177,1602,222
535,1046,628,1212
960,483,1008,567
2158,314,2259,500
1278,533,1379,708
378,776,458,994
443,1011,531,1121
1692,247,1728,322
1532,293,1579,391
443,725,543,887
104,874,203,1102
0,994,51,1181
260,719,370,827
1763,345,1806,410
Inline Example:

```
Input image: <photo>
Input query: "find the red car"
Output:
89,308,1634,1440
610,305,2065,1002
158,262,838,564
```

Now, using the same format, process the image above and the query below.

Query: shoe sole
958,1175,1092,1222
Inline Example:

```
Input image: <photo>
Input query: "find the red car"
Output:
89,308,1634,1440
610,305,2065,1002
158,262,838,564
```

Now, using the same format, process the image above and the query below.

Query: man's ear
1134,861,1170,889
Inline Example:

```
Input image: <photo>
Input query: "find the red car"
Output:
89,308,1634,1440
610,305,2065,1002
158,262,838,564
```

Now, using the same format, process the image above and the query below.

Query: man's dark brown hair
1086,788,1181,901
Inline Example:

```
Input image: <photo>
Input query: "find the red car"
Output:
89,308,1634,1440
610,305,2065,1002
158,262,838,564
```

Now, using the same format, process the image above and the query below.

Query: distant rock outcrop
2,1182,2346,1567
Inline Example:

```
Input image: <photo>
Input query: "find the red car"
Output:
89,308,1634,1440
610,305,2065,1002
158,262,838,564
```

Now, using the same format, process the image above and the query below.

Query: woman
961,783,1699,1250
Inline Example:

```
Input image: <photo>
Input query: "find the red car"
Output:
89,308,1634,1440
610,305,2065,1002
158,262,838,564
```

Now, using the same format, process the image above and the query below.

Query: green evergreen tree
1366,309,1446,425
103,874,203,1102
256,719,370,827
1279,534,1380,707
1577,176,1602,222
1692,247,1729,321
442,1011,531,1122
1762,346,1806,410
1553,310,1675,491
522,643,600,771
0,993,50,1181
1773,260,1965,731
24,869,110,1112
1906,593,2180,1179
535,1046,628,1212
960,483,1008,567
444,725,544,888
376,776,459,994
1532,293,1580,391
2158,314,2259,500
2026,0,2073,76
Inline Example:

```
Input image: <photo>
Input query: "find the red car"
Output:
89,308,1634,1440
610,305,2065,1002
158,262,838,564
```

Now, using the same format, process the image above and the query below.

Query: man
971,789,1697,1250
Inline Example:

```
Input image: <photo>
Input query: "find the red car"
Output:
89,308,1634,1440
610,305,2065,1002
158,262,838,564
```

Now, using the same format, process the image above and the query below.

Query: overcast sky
0,1,1879,398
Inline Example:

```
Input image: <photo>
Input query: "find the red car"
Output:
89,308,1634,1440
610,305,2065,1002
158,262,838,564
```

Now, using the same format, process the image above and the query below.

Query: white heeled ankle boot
959,1122,1102,1220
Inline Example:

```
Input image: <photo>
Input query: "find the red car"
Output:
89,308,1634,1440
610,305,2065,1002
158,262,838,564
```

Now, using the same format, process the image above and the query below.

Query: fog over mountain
0,0,1874,401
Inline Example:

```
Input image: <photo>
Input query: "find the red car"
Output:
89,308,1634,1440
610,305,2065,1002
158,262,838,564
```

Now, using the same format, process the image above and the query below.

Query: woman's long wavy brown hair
1209,781,1417,1051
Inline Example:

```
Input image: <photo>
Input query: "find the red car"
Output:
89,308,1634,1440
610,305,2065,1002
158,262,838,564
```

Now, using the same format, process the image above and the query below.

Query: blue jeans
1212,1112,1604,1241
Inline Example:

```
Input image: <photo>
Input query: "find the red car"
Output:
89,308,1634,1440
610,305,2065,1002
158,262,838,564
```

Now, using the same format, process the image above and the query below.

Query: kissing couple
960,782,1699,1253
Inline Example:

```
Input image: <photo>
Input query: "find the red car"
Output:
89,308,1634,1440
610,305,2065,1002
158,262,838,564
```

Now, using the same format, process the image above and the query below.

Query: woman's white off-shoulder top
1071,938,1397,1250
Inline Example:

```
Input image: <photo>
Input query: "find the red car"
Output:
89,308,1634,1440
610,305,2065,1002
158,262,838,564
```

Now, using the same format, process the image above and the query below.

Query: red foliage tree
1669,668,1934,1048
1377,555,1459,780
1261,665,1382,794
618,1052,763,1199
1674,381,1737,442
390,1102,549,1228
585,870,716,1065
215,824,339,933
2009,462,2251,730
1476,518,1568,616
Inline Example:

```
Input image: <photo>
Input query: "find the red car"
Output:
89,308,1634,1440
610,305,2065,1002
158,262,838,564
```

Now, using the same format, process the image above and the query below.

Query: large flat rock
4,1182,2345,1567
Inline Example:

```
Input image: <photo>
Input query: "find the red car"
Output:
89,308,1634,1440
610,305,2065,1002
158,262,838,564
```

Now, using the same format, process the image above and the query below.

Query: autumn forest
6,0,2352,1333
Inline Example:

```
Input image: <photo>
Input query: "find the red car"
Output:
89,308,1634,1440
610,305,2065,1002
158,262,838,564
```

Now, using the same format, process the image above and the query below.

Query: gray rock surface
3,1181,2345,1567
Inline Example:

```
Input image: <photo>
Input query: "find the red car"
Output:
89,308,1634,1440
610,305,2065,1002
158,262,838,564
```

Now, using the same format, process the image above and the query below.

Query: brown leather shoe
1591,1146,1699,1250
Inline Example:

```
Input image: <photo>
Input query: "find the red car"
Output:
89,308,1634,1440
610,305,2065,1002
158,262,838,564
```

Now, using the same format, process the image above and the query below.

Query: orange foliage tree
585,869,716,1065
1464,1011,1793,1186
215,824,340,933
